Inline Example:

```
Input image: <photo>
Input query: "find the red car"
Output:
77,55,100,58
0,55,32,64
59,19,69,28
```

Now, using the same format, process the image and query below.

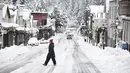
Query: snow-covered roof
8,5,17,16
8,4,17,9
2,4,10,19
9,9,16,16
2,22,19,28
9,7,18,23
31,12,48,14
0,3,4,10
90,5,104,13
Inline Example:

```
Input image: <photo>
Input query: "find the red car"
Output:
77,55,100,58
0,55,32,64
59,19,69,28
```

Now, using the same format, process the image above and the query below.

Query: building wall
90,5,105,43
10,16,14,23
31,13,48,25
107,0,118,47
19,16,23,26
0,10,2,22
121,19,130,51
122,20,130,42
93,18,105,42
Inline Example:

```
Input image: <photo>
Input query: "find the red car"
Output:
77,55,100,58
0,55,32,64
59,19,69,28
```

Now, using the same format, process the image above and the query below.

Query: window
42,20,47,25
100,13,103,18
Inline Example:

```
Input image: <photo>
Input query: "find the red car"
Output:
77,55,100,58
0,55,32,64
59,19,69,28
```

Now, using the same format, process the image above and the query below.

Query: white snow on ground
75,34,130,73
0,45,29,62
0,33,130,73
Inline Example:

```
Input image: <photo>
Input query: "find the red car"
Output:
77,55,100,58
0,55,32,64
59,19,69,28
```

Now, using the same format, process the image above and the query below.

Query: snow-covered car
28,37,39,46
39,38,49,44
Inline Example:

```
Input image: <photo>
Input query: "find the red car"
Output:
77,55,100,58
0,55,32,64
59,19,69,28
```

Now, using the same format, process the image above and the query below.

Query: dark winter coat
47,43,55,58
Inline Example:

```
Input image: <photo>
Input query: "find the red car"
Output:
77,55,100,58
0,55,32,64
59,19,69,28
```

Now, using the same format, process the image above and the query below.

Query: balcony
118,0,130,16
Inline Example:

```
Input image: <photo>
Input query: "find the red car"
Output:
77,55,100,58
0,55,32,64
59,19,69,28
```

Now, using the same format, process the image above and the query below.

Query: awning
2,23,19,29
16,27,39,33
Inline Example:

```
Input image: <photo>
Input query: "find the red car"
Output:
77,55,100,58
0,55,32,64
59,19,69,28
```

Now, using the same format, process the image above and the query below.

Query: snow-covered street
1,0,130,73
0,33,130,73
0,43,47,73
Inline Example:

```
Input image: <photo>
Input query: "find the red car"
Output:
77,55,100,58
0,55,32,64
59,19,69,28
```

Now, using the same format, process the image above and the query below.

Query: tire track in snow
0,34,65,73
72,40,101,73
57,34,66,44
0,49,46,73
47,66,55,73
72,41,90,73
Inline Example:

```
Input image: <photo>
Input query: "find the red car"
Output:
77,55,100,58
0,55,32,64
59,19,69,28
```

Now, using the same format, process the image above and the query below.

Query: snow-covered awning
38,23,53,30
120,15,130,20
16,27,39,33
43,23,52,28
43,24,53,29
16,27,30,31
2,23,19,28
16,27,25,31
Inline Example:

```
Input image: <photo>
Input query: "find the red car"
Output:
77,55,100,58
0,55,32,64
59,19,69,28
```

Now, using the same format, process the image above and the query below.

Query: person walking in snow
43,39,56,66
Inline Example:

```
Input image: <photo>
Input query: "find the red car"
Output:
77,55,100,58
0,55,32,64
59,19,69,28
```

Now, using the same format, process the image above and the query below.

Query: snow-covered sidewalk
75,35,130,73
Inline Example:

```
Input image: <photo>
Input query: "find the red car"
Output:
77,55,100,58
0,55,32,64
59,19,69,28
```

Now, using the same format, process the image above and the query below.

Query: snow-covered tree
23,0,91,27
56,0,89,26
89,0,105,5
24,0,57,12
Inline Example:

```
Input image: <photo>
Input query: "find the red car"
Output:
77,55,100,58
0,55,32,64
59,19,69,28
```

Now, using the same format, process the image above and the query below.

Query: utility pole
90,14,93,31
90,14,93,44
114,18,119,48
102,30,105,49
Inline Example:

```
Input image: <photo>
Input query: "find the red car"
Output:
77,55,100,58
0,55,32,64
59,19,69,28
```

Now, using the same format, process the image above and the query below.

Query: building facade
118,0,130,51
90,5,106,45
107,0,118,47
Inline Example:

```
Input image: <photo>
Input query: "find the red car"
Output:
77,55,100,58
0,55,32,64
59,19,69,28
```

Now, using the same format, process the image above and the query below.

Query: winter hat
50,39,54,43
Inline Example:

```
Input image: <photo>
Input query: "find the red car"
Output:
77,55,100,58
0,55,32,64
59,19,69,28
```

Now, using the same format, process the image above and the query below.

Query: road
0,47,46,73
40,38,101,73
72,40,101,73
0,34,101,73
0,34,65,73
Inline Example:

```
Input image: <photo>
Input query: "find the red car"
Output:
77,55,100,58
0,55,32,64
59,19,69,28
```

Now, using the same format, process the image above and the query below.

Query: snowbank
76,35,130,73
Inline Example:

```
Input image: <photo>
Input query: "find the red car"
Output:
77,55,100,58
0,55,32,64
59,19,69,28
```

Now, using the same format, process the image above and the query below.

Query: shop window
42,20,47,25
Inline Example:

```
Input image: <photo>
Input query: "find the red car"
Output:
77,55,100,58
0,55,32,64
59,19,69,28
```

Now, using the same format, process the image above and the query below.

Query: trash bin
121,42,128,50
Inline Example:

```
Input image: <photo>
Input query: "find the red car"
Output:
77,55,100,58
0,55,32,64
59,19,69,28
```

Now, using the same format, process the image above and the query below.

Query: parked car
28,37,39,46
67,34,73,39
